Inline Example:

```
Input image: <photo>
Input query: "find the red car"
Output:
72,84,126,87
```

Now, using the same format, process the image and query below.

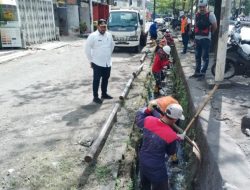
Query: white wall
67,5,79,35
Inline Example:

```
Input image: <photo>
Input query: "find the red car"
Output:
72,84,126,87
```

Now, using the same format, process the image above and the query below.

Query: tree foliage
244,0,250,16
156,0,195,15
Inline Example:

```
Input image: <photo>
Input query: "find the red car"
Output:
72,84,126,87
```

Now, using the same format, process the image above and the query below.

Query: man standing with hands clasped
191,0,217,80
85,19,115,104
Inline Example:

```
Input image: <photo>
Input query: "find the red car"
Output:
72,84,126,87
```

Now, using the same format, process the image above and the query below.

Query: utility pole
173,0,176,16
239,0,242,14
153,0,156,20
190,0,194,25
215,0,232,82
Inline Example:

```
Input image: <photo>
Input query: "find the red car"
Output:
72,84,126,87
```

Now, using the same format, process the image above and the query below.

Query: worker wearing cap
191,0,217,80
164,30,174,46
152,45,171,95
85,19,115,104
136,99,185,190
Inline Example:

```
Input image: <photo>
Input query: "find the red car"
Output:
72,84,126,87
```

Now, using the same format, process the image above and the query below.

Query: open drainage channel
114,47,200,190
82,47,200,190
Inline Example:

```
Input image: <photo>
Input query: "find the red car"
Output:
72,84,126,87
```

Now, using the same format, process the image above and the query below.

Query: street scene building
0,0,250,189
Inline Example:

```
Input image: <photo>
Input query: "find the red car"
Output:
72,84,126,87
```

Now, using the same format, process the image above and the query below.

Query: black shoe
189,73,201,78
93,97,103,104
181,51,186,54
101,94,113,99
197,74,205,81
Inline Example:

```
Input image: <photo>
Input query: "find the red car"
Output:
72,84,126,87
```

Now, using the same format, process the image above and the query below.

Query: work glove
177,131,186,140
148,100,158,111
163,65,169,70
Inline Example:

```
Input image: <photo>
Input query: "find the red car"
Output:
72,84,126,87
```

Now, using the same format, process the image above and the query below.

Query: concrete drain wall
171,45,223,190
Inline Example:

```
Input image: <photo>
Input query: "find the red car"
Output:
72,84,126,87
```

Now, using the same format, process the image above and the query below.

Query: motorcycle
211,23,250,79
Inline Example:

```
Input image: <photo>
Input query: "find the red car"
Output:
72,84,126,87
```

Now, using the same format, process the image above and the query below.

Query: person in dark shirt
136,100,185,190
149,21,158,40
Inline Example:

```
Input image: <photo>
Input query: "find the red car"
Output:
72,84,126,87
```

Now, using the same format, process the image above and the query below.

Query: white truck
107,8,147,52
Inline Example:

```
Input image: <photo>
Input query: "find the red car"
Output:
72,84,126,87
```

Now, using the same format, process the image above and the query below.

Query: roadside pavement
0,36,80,64
176,40,250,189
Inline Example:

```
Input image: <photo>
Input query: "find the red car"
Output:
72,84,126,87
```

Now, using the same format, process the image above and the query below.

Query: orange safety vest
156,96,179,113
181,17,188,34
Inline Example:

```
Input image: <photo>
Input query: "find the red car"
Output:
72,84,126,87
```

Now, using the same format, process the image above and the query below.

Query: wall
66,5,79,35
79,2,91,33
17,0,56,45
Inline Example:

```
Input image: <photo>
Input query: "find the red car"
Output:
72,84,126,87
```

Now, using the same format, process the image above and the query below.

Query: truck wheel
134,45,140,53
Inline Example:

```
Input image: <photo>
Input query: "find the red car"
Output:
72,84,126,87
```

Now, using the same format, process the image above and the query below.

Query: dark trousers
140,173,169,190
92,63,111,98
181,33,189,53
195,38,211,74
153,71,166,87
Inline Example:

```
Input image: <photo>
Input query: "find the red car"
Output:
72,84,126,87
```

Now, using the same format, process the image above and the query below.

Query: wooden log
119,77,134,101
140,53,147,63
84,103,121,163
132,63,144,78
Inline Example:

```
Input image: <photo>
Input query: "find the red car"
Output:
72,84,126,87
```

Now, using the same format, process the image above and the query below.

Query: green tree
244,0,250,16
156,0,193,15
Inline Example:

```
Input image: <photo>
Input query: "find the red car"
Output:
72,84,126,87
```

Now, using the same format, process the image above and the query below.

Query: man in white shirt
85,19,115,104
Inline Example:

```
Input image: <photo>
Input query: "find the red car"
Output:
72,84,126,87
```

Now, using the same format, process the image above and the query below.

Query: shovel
183,84,219,134
154,106,201,161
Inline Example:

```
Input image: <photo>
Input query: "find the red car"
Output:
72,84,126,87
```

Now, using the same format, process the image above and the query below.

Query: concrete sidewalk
176,41,250,189
0,36,82,64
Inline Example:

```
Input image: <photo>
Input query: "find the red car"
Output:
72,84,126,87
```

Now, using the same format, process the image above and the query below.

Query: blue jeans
182,33,189,53
195,38,211,74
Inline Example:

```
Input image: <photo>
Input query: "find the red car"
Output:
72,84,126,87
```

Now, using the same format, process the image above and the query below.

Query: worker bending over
136,98,185,190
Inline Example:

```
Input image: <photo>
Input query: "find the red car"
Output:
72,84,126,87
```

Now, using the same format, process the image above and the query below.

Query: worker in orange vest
180,14,191,54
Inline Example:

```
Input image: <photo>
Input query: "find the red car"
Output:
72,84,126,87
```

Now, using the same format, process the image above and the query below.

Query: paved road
0,39,143,189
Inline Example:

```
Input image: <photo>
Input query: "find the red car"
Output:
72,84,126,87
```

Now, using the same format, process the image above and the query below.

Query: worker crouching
136,100,185,190
152,45,171,95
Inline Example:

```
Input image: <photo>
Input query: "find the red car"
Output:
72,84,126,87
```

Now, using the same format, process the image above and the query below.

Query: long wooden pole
183,84,219,133
84,103,120,163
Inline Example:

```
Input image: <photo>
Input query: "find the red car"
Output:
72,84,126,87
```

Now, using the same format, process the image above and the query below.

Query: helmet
163,45,171,55
198,0,208,7
166,29,170,33
165,104,185,120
